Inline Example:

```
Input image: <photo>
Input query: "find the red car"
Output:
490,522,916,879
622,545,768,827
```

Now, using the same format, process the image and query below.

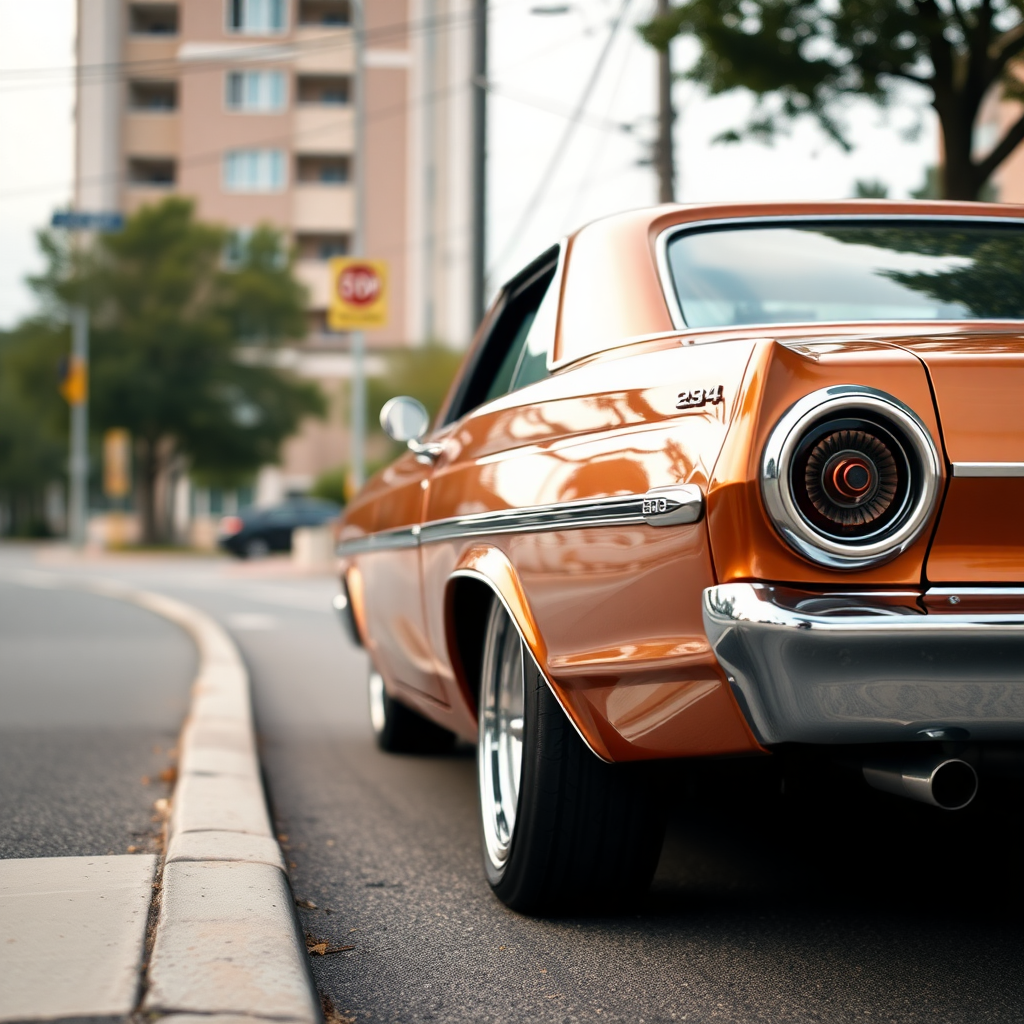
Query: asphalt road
0,567,193,859
4,545,1024,1023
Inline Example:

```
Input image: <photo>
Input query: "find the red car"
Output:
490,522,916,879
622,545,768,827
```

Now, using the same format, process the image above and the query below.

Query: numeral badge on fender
677,384,724,410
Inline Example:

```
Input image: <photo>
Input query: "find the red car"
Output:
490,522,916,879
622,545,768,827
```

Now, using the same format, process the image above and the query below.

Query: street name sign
51,211,125,232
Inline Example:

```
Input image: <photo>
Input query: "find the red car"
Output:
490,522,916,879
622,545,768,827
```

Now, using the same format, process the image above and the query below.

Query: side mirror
380,396,430,443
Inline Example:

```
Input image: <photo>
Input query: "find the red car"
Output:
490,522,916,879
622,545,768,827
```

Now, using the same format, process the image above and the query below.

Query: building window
224,150,287,192
297,75,349,105
128,158,176,186
226,70,287,112
227,0,287,34
296,233,350,260
298,0,350,25
296,155,349,184
224,228,253,266
129,3,179,34
129,80,178,111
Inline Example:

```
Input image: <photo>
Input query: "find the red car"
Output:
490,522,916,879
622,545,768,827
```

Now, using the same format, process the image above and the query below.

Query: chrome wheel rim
368,669,386,735
478,607,525,870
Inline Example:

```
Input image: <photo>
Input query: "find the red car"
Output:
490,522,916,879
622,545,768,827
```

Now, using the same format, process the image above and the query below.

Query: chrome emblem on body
641,485,704,526
677,384,724,410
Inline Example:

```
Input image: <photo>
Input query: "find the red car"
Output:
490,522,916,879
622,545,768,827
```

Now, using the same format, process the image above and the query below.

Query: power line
0,7,485,91
0,16,600,205
558,13,640,234
488,0,633,275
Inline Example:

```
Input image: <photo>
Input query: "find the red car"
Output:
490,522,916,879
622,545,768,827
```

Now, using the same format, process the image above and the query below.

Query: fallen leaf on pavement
306,933,355,956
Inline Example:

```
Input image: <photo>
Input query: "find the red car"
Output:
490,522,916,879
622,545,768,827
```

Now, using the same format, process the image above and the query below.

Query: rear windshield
664,220,1024,328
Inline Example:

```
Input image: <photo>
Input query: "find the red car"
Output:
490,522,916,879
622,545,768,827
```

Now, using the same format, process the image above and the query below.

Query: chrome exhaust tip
862,757,978,810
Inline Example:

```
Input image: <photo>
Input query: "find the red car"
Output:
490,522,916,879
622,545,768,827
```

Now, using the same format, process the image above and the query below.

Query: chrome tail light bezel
761,386,941,569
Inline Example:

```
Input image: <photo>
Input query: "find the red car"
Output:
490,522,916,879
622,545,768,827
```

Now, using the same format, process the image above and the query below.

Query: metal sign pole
69,305,89,547
350,0,367,493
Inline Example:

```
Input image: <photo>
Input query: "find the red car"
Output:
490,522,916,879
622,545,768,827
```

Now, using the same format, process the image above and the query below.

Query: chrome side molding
337,486,704,557
952,462,1024,477
641,485,704,526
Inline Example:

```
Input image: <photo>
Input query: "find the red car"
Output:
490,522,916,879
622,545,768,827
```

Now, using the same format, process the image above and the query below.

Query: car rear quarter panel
708,338,946,586
423,339,763,761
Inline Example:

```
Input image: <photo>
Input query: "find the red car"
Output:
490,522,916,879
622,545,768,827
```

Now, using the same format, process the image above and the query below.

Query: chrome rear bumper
702,583,1024,745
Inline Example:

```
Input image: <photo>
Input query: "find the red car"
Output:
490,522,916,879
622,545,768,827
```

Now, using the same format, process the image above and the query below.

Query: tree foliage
0,320,68,535
28,198,324,542
640,0,1024,200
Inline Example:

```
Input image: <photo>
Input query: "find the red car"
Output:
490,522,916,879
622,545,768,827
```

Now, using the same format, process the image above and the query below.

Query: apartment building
76,0,475,517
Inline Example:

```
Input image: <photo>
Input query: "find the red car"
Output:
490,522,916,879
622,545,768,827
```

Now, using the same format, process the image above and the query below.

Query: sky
0,0,938,329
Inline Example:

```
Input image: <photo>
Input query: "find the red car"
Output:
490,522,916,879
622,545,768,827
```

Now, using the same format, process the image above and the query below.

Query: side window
509,261,561,391
445,247,559,422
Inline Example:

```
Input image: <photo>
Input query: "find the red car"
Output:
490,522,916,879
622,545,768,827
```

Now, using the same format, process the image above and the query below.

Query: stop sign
337,263,382,307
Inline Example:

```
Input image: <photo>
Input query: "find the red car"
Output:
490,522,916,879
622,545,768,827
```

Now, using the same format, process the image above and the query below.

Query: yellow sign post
103,428,131,499
328,258,389,330
103,428,132,548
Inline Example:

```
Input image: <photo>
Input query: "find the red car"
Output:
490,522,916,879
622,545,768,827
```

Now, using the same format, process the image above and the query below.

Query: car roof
552,200,1024,368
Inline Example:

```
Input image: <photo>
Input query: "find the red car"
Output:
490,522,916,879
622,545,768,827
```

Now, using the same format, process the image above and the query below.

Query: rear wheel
477,601,665,914
244,537,270,559
368,666,455,754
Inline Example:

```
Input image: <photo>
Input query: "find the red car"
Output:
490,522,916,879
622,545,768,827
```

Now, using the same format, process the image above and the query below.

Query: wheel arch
444,546,612,762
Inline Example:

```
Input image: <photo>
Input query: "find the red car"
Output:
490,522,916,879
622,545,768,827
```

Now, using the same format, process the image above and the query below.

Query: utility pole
423,0,437,342
471,0,487,330
350,0,367,492
655,0,675,203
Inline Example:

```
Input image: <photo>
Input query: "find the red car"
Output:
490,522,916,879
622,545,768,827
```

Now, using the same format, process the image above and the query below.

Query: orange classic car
335,200,1024,913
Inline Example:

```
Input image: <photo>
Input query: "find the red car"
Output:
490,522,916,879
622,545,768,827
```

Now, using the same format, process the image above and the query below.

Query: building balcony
292,183,354,232
294,105,353,152
294,26,355,74
295,258,333,309
124,36,178,67
123,113,180,156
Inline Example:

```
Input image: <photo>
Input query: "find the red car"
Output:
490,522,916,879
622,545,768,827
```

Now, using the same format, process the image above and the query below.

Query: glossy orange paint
417,335,763,760
339,200,1024,762
707,337,946,586
883,333,1024,583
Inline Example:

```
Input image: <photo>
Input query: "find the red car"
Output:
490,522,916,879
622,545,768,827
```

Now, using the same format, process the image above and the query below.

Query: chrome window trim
451,568,610,763
336,486,703,558
952,462,1024,477
761,385,941,570
654,213,1024,334
537,238,567,374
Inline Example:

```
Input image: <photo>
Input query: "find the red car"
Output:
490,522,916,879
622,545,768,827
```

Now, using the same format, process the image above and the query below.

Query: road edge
3,570,321,1024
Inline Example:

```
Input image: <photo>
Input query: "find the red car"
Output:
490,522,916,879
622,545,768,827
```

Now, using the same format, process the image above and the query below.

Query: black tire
478,601,666,914
244,537,270,559
368,666,455,754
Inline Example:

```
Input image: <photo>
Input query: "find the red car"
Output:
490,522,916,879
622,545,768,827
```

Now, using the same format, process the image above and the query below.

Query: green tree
0,320,68,535
31,198,324,543
640,1,1024,200
311,341,465,501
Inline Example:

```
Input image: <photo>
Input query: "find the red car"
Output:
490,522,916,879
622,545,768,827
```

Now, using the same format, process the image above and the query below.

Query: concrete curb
1,571,320,1023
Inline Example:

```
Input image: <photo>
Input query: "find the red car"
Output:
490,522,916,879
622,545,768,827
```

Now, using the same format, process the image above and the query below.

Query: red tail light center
831,457,872,499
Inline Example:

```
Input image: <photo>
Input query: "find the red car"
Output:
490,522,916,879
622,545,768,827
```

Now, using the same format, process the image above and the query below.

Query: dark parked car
218,498,341,558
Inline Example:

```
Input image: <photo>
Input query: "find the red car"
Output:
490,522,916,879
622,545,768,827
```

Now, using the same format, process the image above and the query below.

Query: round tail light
761,387,940,569
219,515,244,536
